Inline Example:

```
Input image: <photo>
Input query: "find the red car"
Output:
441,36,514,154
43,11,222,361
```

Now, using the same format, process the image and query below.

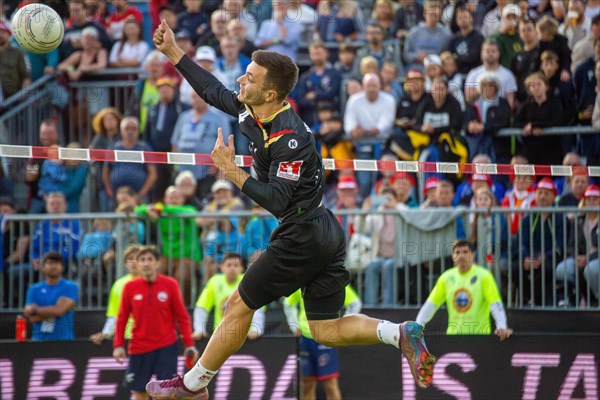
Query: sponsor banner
1,335,598,399
0,339,298,399
339,334,600,399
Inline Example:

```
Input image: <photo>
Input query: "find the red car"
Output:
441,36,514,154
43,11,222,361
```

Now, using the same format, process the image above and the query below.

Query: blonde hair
360,56,379,75
93,218,112,230
124,245,140,261
439,51,454,63
372,0,395,19
524,71,549,89
536,15,559,37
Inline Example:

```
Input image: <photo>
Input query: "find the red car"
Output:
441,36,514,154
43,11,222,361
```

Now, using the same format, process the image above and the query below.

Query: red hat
391,172,416,187
0,21,11,36
536,177,558,196
424,177,440,195
337,176,358,190
471,174,492,187
584,184,600,198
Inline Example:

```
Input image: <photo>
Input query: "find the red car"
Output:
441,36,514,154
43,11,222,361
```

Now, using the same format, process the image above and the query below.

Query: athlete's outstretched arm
153,20,241,117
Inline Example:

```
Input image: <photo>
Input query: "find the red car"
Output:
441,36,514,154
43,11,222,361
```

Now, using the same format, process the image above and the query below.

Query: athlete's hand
113,347,127,364
192,331,208,340
153,20,175,53
89,332,107,345
247,330,262,340
211,127,236,172
494,328,513,341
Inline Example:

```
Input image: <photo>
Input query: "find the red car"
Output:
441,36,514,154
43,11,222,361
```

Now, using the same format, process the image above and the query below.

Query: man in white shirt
480,0,508,37
559,0,591,50
465,39,517,109
344,73,396,199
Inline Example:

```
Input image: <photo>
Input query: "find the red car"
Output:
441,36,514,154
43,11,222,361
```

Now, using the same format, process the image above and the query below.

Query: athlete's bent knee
223,289,253,319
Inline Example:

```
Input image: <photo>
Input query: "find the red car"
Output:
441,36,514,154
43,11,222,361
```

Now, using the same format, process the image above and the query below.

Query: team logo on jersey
134,294,143,301
277,160,303,181
453,288,473,313
157,291,168,302
288,139,298,149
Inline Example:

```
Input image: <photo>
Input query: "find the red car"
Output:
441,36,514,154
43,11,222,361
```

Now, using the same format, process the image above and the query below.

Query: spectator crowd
1,0,599,311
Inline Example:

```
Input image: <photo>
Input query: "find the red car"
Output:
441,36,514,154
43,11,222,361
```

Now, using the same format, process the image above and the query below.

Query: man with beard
296,41,342,128
386,70,427,161
465,40,517,109
511,18,541,104
23,252,79,341
354,22,403,78
403,0,451,71
447,5,484,75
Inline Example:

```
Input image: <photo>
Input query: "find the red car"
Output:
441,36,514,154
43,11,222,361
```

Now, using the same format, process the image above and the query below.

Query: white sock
183,361,218,391
377,320,400,349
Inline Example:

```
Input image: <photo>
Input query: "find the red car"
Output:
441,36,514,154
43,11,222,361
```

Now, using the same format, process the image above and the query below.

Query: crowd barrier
1,207,599,311
1,333,598,399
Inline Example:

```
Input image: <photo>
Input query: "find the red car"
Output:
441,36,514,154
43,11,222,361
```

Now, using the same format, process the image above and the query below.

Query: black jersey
176,55,326,222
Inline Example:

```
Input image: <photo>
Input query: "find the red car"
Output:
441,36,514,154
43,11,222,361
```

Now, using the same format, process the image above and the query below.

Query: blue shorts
124,342,178,392
299,336,340,381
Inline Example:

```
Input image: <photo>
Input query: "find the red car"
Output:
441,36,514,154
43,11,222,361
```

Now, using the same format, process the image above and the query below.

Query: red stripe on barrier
89,149,115,162
534,165,552,176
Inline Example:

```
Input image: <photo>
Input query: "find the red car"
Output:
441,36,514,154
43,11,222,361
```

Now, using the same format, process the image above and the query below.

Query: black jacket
566,215,599,260
464,97,512,136
448,29,485,75
414,93,464,136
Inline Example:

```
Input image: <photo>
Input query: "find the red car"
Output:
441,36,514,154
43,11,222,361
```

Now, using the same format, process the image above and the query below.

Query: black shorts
239,208,350,320
124,342,178,392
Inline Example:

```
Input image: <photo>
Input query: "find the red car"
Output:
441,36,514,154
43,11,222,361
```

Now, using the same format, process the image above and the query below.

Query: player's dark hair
380,187,397,198
452,240,474,252
251,50,299,102
309,40,328,52
137,245,160,260
223,252,243,264
42,251,63,266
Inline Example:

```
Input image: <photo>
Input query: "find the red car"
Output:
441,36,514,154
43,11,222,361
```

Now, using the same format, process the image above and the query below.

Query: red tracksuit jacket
114,274,194,354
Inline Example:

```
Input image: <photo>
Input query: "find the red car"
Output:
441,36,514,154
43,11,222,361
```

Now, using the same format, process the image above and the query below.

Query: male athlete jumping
147,20,435,399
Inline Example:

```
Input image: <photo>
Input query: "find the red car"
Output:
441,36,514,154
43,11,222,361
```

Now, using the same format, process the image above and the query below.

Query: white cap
502,4,520,18
195,46,217,63
211,180,233,193
424,54,442,68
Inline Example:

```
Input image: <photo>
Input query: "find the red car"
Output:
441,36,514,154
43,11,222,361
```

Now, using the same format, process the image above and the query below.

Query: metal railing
65,68,141,146
0,75,62,147
0,68,141,148
1,207,598,312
